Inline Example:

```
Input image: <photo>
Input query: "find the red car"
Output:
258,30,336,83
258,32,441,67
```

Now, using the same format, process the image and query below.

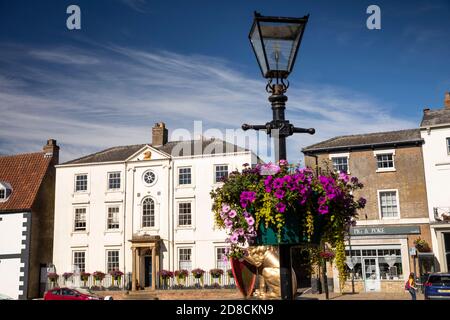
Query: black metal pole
269,84,293,300
348,231,355,294
241,83,315,300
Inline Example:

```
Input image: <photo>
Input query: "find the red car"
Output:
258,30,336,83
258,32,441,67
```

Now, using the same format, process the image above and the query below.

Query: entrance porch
129,235,161,291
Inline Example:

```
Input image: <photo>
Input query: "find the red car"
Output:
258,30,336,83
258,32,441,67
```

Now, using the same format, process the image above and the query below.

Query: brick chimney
43,139,59,164
445,92,450,109
152,122,168,146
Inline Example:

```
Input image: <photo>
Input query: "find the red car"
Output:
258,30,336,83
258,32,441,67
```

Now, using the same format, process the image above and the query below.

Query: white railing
158,273,236,290
46,274,129,291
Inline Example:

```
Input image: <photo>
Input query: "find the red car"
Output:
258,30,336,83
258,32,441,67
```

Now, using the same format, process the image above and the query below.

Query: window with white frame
214,165,228,183
447,138,450,155
345,247,403,280
178,167,192,185
376,153,394,169
73,251,86,273
0,188,5,200
178,248,192,271
331,157,348,173
178,202,192,226
75,174,88,192
379,191,399,218
216,247,229,271
106,250,120,273
142,198,155,228
74,208,87,231
108,172,121,190
107,206,120,230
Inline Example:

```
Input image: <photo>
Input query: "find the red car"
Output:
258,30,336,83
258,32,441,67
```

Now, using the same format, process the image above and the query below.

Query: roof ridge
0,151,45,159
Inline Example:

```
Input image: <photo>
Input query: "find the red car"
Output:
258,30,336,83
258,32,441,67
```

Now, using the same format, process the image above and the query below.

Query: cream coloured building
52,123,256,290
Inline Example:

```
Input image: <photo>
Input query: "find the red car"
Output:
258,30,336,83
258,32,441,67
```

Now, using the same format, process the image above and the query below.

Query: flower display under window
47,272,59,284
62,272,73,281
414,237,431,252
80,272,90,287
211,161,366,291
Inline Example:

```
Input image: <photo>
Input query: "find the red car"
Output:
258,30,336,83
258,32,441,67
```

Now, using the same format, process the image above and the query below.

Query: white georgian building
420,92,450,272
52,123,256,290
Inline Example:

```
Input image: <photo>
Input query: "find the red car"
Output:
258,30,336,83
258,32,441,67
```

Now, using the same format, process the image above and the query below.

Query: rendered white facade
421,123,450,272
52,142,255,288
0,212,30,299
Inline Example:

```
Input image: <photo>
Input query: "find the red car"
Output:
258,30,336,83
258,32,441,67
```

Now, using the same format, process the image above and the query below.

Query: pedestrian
405,272,418,300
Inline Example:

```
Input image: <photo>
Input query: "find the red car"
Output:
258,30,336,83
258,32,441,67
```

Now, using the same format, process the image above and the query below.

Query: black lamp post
242,11,315,300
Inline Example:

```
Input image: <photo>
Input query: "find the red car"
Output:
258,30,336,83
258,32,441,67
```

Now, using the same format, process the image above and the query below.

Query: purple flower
351,177,359,184
318,205,329,215
279,159,288,166
275,189,286,199
243,211,250,218
247,225,255,233
273,177,284,189
224,219,233,228
228,210,237,218
259,163,281,175
222,204,230,213
339,172,349,183
246,216,255,226
276,202,286,213
237,228,245,236
318,196,327,205
230,233,239,244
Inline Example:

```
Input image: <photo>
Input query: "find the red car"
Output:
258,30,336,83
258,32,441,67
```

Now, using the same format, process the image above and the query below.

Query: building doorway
444,233,450,272
144,255,152,288
363,258,380,292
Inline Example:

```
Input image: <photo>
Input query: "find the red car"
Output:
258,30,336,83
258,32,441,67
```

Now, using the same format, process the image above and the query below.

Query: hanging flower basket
211,161,366,291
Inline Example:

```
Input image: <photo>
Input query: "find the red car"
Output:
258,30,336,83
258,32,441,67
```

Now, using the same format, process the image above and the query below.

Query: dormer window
0,182,12,202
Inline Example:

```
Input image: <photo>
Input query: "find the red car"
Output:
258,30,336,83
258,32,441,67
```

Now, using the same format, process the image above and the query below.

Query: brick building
303,129,432,293
0,140,59,299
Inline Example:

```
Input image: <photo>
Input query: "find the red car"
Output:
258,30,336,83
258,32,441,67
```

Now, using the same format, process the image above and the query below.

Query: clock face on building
143,170,156,185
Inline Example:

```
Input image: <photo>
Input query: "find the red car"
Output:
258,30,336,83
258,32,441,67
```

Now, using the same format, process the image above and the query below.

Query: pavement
97,289,424,300
299,291,425,300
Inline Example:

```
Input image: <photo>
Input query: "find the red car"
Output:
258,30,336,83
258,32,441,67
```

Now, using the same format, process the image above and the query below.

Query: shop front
335,224,432,293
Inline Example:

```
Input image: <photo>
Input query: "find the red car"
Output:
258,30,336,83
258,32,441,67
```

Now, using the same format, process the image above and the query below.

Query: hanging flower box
211,161,366,292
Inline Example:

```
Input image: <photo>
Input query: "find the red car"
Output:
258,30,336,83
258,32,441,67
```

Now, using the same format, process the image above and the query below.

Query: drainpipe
171,159,175,271
123,162,127,285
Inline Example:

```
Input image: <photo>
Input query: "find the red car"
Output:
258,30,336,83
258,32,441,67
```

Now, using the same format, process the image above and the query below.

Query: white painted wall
421,126,450,270
0,212,27,299
53,146,255,279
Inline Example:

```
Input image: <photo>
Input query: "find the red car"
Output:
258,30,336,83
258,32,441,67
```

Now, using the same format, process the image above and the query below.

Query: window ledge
376,168,396,173
175,226,196,231
71,231,89,236
104,230,123,235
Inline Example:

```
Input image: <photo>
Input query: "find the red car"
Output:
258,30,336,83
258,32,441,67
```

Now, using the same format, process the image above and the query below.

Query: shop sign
350,225,420,236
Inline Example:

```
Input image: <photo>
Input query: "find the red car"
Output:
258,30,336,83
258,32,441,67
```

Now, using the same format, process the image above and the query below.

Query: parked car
424,273,450,300
44,287,104,300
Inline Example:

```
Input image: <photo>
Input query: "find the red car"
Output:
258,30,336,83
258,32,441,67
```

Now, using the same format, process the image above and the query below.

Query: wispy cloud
118,0,148,13
0,42,417,163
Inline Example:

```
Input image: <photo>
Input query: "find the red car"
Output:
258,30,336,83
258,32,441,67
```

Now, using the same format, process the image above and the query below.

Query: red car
44,287,103,300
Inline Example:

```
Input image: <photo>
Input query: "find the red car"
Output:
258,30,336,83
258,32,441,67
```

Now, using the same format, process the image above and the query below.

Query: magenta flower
275,189,286,199
224,219,233,228
279,159,288,166
339,172,349,183
318,205,329,215
245,216,255,226
230,233,238,244
228,210,237,218
276,202,286,213
273,177,284,189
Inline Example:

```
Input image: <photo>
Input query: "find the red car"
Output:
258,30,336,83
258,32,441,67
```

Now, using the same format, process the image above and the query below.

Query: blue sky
0,0,449,163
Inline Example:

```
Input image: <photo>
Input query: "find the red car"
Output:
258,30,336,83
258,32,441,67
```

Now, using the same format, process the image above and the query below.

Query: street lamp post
242,11,315,300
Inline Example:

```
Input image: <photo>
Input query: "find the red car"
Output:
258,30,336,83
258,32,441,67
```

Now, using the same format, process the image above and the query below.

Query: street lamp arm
242,123,269,132
292,127,316,135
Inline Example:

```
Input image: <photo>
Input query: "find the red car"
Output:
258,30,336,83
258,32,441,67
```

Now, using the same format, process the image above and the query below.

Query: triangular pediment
126,145,171,162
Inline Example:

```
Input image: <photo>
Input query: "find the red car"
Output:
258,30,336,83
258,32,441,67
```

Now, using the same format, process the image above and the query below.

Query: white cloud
0,43,418,163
